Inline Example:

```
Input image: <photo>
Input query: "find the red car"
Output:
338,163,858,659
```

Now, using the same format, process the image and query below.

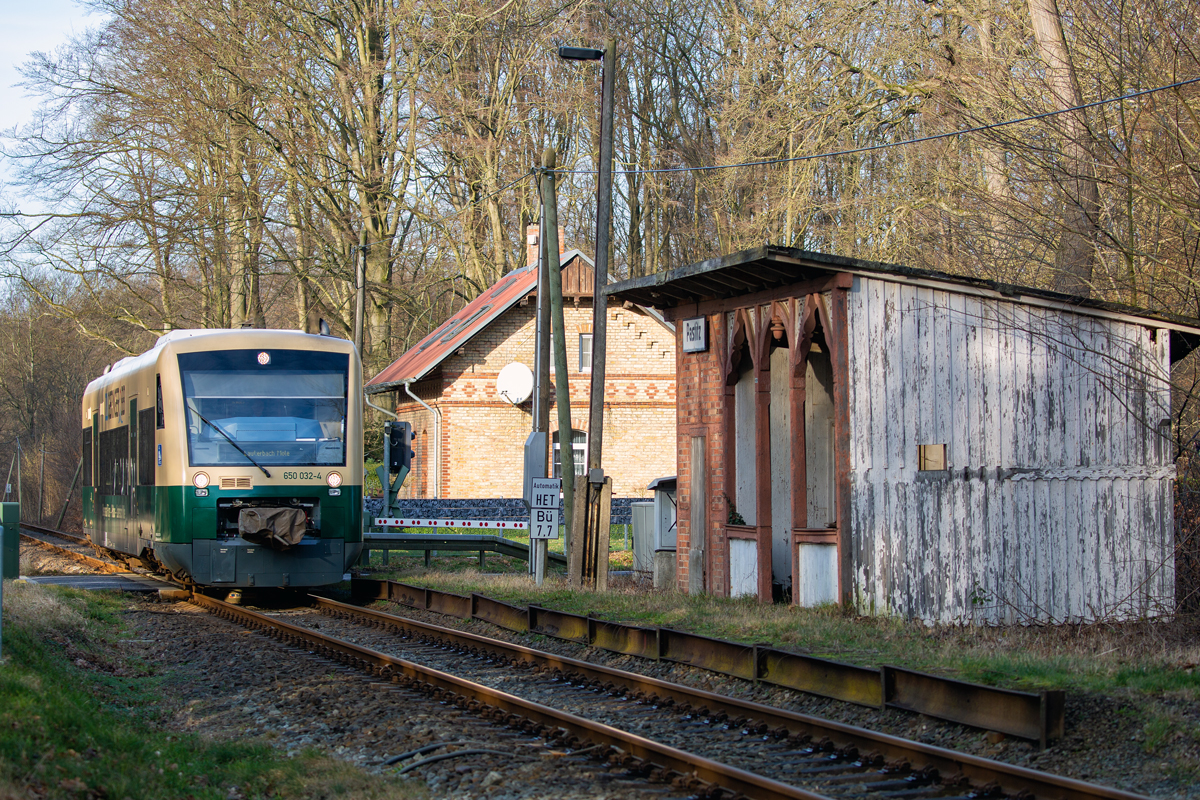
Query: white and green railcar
81,329,364,587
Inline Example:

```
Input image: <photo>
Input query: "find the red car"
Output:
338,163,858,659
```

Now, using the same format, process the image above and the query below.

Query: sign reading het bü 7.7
529,477,561,540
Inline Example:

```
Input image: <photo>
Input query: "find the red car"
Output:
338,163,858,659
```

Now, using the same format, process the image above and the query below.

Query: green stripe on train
83,484,362,545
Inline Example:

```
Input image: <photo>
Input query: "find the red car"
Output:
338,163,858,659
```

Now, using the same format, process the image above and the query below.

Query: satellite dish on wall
496,362,534,405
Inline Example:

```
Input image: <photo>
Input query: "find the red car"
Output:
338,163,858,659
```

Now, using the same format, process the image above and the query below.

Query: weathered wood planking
846,276,1174,623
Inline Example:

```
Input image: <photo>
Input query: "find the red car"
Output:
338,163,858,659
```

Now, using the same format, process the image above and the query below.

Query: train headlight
192,472,210,488
326,472,342,488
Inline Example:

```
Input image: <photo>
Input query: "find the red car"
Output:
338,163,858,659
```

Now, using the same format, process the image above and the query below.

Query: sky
1,0,93,133
1,0,95,201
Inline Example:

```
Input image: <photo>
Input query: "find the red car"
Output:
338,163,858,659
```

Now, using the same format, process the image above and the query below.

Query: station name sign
682,317,707,353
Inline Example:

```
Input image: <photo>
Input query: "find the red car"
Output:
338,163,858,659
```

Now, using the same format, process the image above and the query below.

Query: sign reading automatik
529,477,561,540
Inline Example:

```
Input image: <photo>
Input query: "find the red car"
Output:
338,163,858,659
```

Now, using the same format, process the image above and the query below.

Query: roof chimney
526,224,567,270
526,225,539,269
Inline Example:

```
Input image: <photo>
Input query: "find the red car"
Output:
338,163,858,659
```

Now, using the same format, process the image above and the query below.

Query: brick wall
388,294,676,502
674,312,729,595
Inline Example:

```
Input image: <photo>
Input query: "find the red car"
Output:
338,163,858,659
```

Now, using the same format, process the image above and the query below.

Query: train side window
139,408,156,485
82,428,93,487
155,374,164,429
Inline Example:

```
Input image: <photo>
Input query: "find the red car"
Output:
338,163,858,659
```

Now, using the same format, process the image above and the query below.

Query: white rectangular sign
682,317,707,353
530,507,560,540
529,477,561,540
529,477,561,509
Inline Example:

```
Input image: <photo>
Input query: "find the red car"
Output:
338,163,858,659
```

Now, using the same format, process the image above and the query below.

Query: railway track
191,591,1149,800
18,522,126,573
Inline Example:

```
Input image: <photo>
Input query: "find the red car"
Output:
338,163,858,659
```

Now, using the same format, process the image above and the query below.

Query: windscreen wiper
187,402,272,478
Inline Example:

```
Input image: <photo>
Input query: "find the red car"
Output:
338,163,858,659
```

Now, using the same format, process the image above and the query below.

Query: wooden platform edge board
312,591,1151,800
352,577,1064,746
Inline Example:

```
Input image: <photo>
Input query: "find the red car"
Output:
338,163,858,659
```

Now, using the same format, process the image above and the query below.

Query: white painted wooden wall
734,368,757,526
729,538,759,598
845,278,1174,623
796,543,838,606
770,346,792,584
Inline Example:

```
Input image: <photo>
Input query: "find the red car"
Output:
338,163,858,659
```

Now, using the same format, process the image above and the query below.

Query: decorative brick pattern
386,295,676,502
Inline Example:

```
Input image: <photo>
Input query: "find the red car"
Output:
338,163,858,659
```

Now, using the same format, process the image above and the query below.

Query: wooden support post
689,435,707,595
568,479,587,585
594,478,612,592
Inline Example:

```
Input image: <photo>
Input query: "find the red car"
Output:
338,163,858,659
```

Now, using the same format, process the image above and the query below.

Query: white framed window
553,429,587,478
579,333,593,373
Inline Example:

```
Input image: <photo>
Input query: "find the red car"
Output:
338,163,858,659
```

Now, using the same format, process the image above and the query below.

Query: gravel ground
18,539,105,575
19,542,1199,799
119,597,697,800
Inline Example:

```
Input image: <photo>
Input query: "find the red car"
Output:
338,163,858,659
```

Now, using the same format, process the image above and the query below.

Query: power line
549,75,1200,178
355,171,536,249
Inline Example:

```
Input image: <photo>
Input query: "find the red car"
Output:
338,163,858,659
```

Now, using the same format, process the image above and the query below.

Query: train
81,328,364,587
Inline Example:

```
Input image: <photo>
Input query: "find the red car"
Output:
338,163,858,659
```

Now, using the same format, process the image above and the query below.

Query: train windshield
179,349,349,467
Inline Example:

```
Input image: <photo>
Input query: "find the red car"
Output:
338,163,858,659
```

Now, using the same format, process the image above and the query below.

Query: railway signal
378,420,415,517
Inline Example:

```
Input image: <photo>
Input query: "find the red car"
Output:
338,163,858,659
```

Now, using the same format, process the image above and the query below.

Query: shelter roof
605,245,1200,363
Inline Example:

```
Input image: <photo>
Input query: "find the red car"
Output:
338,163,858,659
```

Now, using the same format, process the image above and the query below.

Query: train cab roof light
319,318,331,336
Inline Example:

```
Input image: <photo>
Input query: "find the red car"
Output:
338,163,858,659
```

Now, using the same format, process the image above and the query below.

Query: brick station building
365,230,677,502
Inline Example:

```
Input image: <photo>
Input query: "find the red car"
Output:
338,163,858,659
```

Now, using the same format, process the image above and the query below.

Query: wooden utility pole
16,438,23,522
573,39,617,590
56,458,82,529
354,229,367,355
37,440,45,523
543,149,575,576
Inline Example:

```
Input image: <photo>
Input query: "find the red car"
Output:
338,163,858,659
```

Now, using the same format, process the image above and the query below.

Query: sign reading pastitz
529,477,561,540
682,317,707,353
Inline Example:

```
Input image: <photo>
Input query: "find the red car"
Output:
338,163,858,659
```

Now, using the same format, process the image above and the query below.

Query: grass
0,579,423,800
355,557,1200,700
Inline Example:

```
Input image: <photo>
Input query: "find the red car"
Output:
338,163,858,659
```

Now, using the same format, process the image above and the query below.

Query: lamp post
558,39,615,481
559,40,616,589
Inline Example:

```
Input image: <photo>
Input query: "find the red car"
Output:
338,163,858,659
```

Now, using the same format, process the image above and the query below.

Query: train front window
178,349,349,467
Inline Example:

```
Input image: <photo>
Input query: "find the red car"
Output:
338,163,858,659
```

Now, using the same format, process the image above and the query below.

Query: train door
129,398,138,539
89,411,100,541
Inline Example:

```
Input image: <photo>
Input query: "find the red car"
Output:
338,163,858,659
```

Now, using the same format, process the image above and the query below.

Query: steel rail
19,521,89,545
189,592,822,800
18,525,126,573
310,594,1150,800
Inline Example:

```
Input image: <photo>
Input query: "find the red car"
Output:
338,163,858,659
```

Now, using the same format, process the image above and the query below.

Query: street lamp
559,39,616,590
558,40,615,484
558,46,604,61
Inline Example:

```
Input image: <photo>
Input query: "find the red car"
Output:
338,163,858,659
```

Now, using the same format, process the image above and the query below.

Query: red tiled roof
365,265,539,393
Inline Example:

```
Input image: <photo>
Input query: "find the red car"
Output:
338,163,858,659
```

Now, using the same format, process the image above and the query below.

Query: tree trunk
1027,0,1100,296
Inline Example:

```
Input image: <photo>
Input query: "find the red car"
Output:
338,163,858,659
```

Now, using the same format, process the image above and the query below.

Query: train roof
84,328,357,396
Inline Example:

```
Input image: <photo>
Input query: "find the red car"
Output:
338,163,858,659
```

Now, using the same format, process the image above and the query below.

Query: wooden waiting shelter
607,246,1200,624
